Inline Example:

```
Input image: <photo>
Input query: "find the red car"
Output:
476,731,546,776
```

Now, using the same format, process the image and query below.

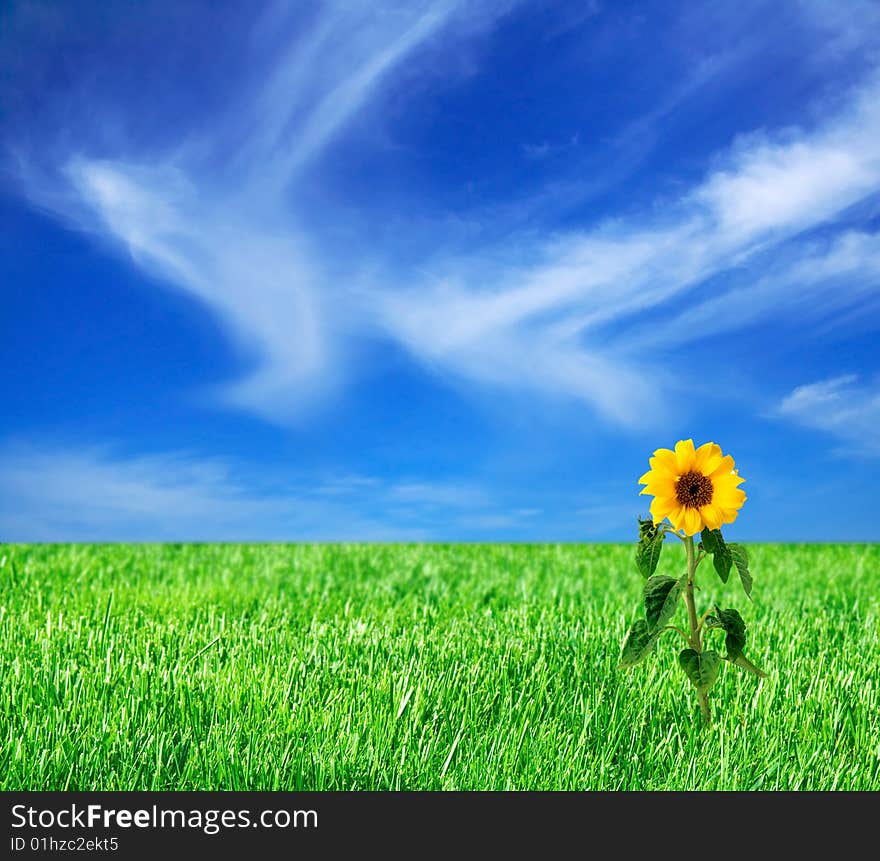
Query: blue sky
1,0,879,541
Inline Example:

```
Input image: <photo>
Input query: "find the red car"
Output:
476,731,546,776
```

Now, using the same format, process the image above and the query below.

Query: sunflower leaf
644,573,686,632
731,653,769,679
700,528,732,584
700,528,722,553
635,517,665,579
712,606,747,661
678,649,722,692
728,543,753,600
619,619,661,669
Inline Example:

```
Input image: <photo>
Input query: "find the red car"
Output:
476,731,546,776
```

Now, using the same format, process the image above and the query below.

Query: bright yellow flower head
638,439,746,536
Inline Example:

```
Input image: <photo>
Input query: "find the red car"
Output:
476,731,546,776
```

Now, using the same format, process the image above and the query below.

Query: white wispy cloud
0,443,398,541
386,481,492,508
60,156,334,422
8,0,477,423
375,73,880,423
0,443,534,541
628,229,880,351
775,375,880,456
5,0,880,432
693,93,880,242
270,2,462,181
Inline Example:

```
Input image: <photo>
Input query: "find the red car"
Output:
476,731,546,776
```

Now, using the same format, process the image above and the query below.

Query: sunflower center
675,471,713,509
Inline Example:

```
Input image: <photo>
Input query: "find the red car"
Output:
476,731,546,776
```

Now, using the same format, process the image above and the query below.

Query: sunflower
638,439,746,536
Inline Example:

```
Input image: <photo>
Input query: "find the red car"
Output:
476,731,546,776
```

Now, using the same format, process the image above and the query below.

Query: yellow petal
699,503,724,530
719,508,740,525
694,442,723,475
666,505,686,532
711,476,739,495
712,472,745,493
674,439,696,473
709,455,736,478
682,506,702,536
713,469,745,487
640,477,676,498
713,487,747,509
650,495,678,523
638,468,678,488
649,449,679,477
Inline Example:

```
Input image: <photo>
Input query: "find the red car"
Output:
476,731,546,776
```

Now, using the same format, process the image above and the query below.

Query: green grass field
1,542,878,791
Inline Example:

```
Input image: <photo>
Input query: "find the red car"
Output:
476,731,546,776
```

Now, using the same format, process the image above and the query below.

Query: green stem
684,534,711,726
662,625,693,645
696,607,715,634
